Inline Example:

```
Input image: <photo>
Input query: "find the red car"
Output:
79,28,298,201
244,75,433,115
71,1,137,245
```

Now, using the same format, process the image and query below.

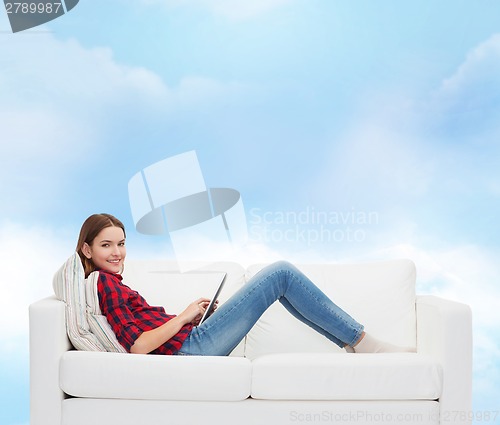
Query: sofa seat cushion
60,351,252,401
251,353,442,400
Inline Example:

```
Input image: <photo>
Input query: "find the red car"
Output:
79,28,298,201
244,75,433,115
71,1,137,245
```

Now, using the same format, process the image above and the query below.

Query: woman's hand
191,300,220,326
177,298,211,325
130,298,219,354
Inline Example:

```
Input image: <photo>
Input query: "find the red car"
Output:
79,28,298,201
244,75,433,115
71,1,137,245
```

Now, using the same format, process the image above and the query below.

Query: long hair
76,213,126,277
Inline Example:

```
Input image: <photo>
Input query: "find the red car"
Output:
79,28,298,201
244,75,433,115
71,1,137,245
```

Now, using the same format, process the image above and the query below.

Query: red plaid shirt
97,270,193,355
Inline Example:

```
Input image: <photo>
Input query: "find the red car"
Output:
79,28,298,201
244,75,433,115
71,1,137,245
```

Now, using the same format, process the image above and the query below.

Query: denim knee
263,261,302,290
268,260,297,274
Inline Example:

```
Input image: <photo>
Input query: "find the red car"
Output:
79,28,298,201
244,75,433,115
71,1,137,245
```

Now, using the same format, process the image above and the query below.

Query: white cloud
427,32,500,142
438,33,500,109
143,0,294,21
376,242,500,326
0,34,169,154
312,33,500,213
0,221,74,352
0,24,254,217
0,24,251,142
306,33,500,245
0,26,171,215
324,117,435,205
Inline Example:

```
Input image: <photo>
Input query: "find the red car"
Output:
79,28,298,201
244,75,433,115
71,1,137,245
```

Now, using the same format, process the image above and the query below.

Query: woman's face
83,226,126,274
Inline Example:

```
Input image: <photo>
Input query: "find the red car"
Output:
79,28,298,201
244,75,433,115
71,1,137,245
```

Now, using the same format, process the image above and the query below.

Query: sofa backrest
122,260,246,311
244,260,417,360
121,259,416,359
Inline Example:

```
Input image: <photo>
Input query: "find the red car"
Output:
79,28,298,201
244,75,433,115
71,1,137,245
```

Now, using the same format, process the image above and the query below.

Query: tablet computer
199,272,227,325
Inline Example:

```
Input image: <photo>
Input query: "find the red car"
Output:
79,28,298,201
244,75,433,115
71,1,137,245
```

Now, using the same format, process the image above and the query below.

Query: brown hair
76,213,126,277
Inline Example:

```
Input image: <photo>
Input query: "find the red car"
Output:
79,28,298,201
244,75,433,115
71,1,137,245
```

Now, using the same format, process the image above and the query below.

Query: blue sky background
1,1,500,423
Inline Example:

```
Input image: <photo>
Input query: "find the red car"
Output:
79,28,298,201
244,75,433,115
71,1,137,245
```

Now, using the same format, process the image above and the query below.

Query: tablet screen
199,272,227,324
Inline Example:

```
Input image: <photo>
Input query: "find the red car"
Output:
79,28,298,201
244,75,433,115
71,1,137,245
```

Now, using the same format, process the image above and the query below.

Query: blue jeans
176,261,364,356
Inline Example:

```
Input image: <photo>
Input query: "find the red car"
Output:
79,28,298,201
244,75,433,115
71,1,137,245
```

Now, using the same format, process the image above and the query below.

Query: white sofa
30,259,472,425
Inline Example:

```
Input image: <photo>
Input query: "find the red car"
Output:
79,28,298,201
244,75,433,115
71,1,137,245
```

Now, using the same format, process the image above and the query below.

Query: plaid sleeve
98,273,143,352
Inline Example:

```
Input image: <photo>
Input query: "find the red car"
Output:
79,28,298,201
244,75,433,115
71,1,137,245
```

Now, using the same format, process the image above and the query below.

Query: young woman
77,213,411,356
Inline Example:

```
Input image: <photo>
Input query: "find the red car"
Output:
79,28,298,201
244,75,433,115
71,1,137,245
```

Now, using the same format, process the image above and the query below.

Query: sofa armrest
416,295,472,424
30,296,72,425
